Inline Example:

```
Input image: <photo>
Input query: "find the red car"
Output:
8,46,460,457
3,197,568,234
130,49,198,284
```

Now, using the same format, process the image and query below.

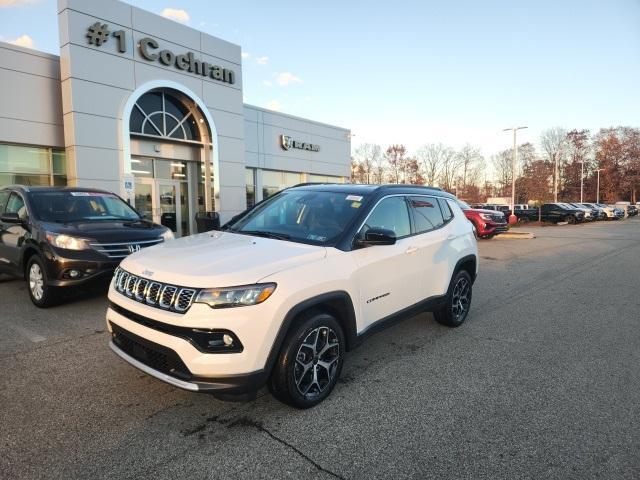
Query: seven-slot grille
113,267,198,313
90,238,164,259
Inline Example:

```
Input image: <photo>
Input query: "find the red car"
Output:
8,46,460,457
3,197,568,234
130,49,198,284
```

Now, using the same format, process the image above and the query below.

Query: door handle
405,246,418,254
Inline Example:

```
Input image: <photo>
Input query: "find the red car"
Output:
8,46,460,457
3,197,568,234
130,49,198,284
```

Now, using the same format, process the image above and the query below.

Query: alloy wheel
451,277,470,321
29,263,44,301
294,326,340,398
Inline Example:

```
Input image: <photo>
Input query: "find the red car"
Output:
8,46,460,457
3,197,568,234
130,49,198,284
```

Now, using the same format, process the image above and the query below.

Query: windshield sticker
307,234,327,242
70,192,116,197
351,202,361,208
346,195,363,202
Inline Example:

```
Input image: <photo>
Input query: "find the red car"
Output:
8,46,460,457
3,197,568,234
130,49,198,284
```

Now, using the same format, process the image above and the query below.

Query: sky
1,0,639,159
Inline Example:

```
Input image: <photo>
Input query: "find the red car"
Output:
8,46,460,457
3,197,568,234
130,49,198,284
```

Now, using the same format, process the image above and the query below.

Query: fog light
69,269,81,278
223,334,234,346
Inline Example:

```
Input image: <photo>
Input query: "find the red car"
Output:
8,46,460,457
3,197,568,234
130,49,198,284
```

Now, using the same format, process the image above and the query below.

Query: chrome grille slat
89,238,164,259
112,268,198,314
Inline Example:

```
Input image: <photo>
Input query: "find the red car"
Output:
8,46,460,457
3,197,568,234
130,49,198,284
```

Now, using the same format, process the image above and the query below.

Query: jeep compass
106,184,478,408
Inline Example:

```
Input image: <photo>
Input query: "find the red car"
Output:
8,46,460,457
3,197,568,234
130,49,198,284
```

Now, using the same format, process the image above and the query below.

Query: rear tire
26,255,58,308
434,270,473,328
269,312,345,408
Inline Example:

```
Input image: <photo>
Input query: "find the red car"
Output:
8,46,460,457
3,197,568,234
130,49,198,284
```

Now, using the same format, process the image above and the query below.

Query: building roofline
243,103,351,133
0,41,60,61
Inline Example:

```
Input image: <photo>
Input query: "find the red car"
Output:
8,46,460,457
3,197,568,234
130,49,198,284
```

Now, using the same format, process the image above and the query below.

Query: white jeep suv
106,184,478,408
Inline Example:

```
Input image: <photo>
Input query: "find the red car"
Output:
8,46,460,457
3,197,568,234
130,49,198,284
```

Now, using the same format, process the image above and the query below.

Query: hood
42,220,168,242
120,231,327,288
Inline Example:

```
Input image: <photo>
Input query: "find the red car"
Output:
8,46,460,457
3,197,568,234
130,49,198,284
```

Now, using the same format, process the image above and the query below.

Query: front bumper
478,221,508,236
109,323,267,394
42,246,120,287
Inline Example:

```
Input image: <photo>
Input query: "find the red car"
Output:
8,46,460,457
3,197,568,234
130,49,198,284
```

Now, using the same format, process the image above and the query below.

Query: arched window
130,90,201,142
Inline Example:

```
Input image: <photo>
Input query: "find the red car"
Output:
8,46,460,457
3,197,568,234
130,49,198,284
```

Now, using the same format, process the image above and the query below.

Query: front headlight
45,232,90,250
195,283,276,309
479,213,494,220
161,229,174,241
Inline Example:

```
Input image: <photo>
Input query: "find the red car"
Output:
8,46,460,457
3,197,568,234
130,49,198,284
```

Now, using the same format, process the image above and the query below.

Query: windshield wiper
237,230,291,241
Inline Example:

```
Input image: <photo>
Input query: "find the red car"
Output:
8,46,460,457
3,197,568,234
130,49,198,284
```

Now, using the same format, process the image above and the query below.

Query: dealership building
0,0,351,236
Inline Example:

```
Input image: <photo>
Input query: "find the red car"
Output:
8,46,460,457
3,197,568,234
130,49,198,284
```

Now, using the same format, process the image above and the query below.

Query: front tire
26,255,57,308
269,312,345,408
434,270,473,328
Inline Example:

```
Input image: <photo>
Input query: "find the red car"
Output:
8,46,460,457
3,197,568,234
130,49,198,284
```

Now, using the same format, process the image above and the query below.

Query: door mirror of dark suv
358,228,397,247
0,212,21,223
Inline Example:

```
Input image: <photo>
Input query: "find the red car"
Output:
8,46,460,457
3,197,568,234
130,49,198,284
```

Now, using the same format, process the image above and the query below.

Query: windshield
226,190,366,245
30,191,140,223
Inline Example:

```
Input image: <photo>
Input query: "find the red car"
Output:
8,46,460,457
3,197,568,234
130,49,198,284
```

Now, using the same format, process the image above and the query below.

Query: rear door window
409,196,444,234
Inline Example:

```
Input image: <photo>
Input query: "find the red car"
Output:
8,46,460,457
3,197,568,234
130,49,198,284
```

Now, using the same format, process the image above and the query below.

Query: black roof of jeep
289,183,455,200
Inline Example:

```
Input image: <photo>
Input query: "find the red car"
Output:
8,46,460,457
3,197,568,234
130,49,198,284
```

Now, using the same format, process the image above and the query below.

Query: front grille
111,322,191,379
90,238,163,259
492,214,506,223
113,267,199,313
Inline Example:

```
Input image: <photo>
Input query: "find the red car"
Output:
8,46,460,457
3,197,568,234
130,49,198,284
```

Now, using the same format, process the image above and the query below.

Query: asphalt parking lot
1,219,639,480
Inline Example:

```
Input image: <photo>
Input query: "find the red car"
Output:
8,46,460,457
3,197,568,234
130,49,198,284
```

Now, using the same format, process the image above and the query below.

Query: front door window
134,178,183,237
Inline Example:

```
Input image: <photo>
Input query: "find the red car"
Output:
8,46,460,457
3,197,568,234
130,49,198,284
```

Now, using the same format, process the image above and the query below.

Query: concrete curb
496,231,536,239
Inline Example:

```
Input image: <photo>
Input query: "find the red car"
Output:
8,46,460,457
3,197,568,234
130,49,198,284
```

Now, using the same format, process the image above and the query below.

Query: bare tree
541,127,568,202
353,143,382,184
456,144,484,191
491,149,513,196
415,143,453,186
385,145,408,183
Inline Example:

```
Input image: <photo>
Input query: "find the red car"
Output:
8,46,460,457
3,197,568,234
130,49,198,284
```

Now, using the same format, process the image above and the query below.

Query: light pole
596,168,604,203
579,160,584,203
503,126,528,224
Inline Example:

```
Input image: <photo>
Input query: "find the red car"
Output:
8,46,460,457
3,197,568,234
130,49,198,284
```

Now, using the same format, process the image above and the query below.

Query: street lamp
596,168,605,203
503,126,528,224
579,160,585,203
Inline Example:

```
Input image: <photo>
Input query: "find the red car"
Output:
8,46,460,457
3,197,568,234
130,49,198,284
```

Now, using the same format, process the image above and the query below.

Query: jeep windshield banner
280,135,320,152
86,22,236,85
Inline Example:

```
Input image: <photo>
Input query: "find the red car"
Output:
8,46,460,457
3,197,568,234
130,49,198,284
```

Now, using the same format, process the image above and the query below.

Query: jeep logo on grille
127,244,141,254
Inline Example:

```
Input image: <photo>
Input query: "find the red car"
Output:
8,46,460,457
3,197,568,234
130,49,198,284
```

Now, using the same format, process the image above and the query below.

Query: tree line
350,126,640,204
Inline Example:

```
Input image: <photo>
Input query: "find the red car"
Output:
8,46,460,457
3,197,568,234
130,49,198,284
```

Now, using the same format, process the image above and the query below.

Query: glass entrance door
134,178,183,237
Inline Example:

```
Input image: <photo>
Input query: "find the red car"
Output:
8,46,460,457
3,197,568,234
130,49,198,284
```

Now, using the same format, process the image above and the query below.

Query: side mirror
0,212,21,223
357,228,396,247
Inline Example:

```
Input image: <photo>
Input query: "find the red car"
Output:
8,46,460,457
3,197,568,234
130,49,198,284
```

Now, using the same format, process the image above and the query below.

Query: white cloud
7,34,34,48
264,100,283,111
262,80,273,87
256,56,268,65
160,8,190,24
241,52,250,59
276,72,302,86
0,0,40,7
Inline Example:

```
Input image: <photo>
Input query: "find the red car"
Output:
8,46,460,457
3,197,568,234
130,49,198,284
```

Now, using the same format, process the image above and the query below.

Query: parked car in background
598,204,624,220
458,200,508,238
0,186,173,307
535,203,585,224
614,202,637,218
578,203,607,220
567,203,598,221
106,184,478,407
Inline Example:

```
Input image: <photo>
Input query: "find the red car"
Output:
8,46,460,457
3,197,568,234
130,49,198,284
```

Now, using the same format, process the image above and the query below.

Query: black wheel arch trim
263,291,358,377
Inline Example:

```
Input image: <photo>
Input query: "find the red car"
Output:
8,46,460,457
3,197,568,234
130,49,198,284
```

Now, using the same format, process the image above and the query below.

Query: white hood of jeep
119,231,327,288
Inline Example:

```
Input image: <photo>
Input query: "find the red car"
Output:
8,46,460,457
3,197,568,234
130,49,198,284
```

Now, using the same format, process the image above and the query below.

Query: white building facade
0,0,350,236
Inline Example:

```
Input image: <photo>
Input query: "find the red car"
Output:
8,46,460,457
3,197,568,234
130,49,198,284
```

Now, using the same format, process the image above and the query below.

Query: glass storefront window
0,144,67,188
308,174,345,184
155,159,187,181
261,169,303,200
130,157,154,178
246,168,256,208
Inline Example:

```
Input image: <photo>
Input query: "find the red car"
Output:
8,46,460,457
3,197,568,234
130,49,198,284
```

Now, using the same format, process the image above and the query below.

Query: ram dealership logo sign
280,135,320,152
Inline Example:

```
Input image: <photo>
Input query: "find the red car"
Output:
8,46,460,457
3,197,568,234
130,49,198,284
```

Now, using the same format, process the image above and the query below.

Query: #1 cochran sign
86,22,236,85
